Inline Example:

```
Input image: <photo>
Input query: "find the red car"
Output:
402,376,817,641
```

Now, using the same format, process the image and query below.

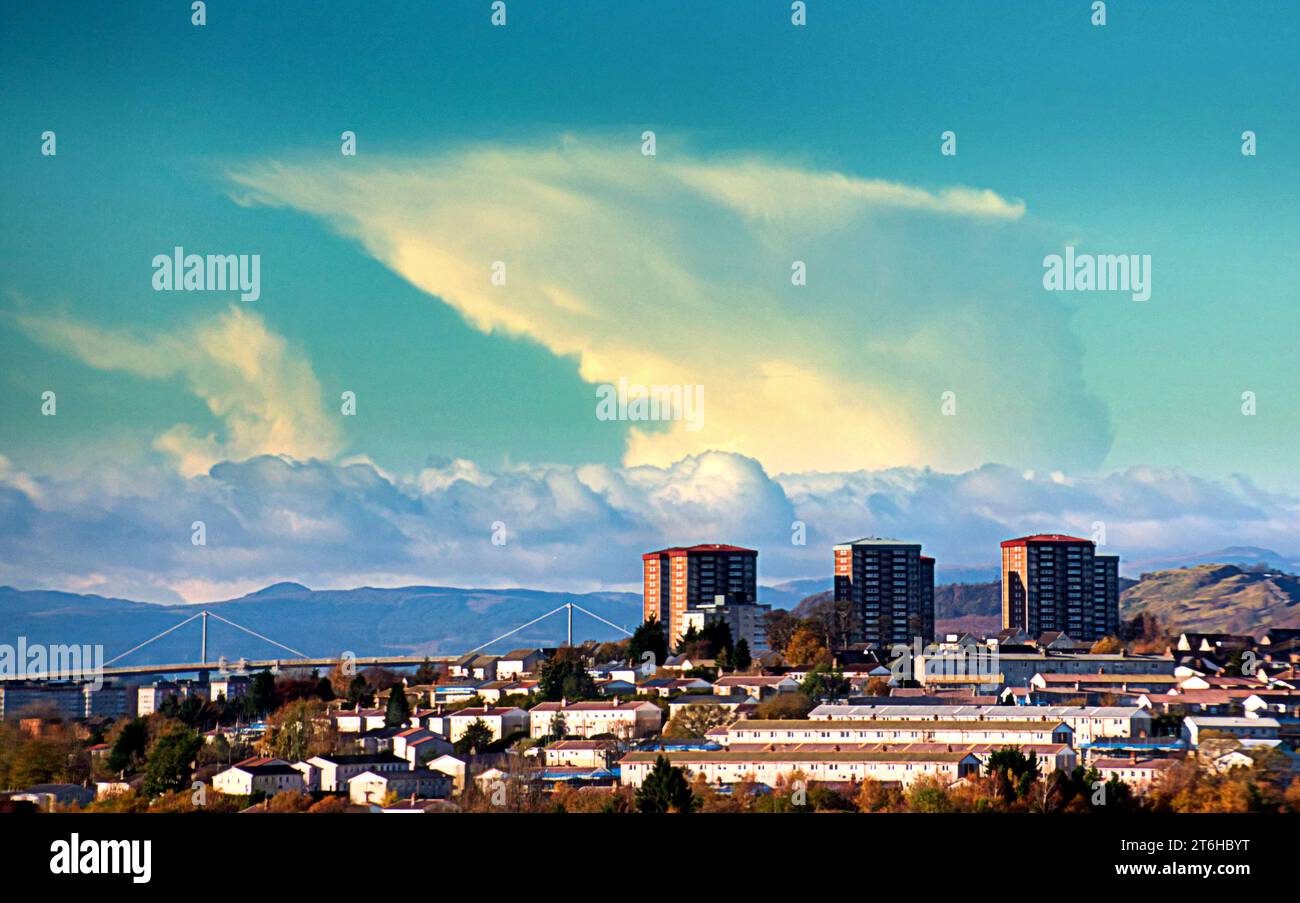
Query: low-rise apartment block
529,700,663,739
810,704,1153,745
446,705,529,743
620,748,982,789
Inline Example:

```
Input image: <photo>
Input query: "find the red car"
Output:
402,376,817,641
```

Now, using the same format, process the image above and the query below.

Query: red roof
1000,534,1092,548
642,544,757,559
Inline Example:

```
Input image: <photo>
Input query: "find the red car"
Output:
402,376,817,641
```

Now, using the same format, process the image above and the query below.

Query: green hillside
1120,564,1300,635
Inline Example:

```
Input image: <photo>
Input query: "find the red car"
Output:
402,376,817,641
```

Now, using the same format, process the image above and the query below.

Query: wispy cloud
16,307,341,476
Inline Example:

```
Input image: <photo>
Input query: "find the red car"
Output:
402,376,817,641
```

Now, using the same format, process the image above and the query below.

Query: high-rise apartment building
1094,554,1121,638
919,555,936,645
833,538,935,649
1000,534,1120,642
642,544,758,645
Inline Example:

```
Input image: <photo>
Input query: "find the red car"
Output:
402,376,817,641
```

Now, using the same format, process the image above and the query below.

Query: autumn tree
762,610,800,654
1089,636,1123,654
784,624,831,667
754,692,814,720
260,699,333,761
662,704,733,739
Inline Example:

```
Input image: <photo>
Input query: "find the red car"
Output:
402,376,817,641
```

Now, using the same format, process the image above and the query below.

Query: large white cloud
1,450,1295,604
225,137,1110,475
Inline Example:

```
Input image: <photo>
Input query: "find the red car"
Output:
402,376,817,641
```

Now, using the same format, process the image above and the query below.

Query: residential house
496,649,547,681
1092,755,1179,792
300,753,408,793
212,757,307,797
446,705,529,743
348,768,452,805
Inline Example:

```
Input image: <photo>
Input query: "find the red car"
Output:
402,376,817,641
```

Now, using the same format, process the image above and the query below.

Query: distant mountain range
0,583,643,664
3,554,1298,667
1126,545,1300,576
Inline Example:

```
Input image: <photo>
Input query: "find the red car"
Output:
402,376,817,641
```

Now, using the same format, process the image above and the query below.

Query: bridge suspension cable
203,610,309,659
463,601,632,656
104,609,308,667
103,612,205,666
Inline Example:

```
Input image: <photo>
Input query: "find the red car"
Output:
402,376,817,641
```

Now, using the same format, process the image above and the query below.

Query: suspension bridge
0,602,633,681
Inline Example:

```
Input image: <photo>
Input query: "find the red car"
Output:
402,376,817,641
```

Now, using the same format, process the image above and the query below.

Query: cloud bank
2,451,1295,604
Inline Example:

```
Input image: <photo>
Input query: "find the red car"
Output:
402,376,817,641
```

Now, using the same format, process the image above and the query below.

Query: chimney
1129,751,1137,765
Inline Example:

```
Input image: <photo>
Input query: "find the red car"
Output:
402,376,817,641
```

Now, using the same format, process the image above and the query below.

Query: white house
712,675,799,698
450,654,499,681
810,704,1152,745
446,706,529,743
529,700,663,739
347,768,452,805
1092,756,1179,792
301,753,408,792
427,753,468,792
393,727,454,765
542,739,615,769
1182,716,1280,747
212,757,306,797
333,707,387,734
496,649,547,681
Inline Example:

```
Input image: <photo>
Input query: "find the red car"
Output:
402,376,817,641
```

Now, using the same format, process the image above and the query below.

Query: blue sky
2,1,1298,601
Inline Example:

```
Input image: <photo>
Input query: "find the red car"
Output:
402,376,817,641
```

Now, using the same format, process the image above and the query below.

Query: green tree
732,639,752,671
628,618,668,672
247,670,278,716
537,656,598,702
414,658,439,684
799,664,851,701
384,685,412,727
547,711,567,742
635,755,696,813
700,621,734,660
346,674,373,708
107,718,148,774
143,727,202,796
906,774,956,813
455,719,495,755
986,747,1039,801
262,699,330,761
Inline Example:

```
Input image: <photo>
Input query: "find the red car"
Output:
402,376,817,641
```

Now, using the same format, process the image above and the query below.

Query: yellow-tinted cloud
228,138,1106,474
17,307,341,475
